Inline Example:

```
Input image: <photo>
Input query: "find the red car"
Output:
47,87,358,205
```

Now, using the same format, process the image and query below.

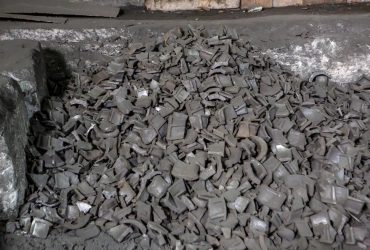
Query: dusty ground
0,4,370,249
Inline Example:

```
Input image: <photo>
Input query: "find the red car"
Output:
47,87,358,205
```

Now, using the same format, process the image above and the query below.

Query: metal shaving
7,26,370,249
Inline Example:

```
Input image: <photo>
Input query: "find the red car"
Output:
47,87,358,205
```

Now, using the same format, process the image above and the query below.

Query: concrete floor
1,7,370,83
0,5,370,249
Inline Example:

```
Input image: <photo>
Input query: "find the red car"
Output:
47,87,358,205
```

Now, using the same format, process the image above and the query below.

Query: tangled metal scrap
6,26,370,249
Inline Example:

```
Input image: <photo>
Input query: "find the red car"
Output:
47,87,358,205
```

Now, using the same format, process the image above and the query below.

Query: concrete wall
241,0,356,8
150,0,369,10
69,0,370,9
69,0,144,6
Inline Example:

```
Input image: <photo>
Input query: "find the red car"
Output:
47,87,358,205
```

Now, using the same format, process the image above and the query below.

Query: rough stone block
0,75,28,220
241,0,273,9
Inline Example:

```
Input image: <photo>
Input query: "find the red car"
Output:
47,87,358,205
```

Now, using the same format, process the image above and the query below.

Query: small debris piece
76,201,92,214
248,6,263,13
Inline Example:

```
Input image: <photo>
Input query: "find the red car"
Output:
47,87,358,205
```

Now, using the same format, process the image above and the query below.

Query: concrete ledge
0,76,28,220
0,41,47,220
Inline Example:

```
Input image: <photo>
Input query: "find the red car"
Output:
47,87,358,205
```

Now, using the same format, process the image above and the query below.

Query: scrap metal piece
300,107,326,125
174,87,190,103
54,172,70,189
249,136,268,161
256,185,286,210
107,224,133,242
309,71,329,83
208,141,225,157
208,197,227,221
171,161,199,181
167,112,188,141
76,201,92,214
236,121,250,138
287,130,306,151
275,103,290,118
30,218,52,239
271,143,292,162
344,196,365,215
63,214,91,230
147,175,170,199
310,211,330,236
234,196,250,213
249,216,269,235
220,237,246,250
295,219,313,237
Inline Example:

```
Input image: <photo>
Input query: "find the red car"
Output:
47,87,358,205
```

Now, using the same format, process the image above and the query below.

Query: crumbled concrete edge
0,76,28,220
0,45,48,220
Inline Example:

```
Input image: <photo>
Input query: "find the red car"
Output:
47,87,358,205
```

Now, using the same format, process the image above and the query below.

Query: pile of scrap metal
6,26,370,249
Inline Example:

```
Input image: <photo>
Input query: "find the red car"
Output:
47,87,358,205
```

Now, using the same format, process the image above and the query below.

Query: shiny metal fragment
271,143,292,162
249,216,269,235
233,196,250,213
30,218,52,239
256,185,286,210
76,201,92,214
